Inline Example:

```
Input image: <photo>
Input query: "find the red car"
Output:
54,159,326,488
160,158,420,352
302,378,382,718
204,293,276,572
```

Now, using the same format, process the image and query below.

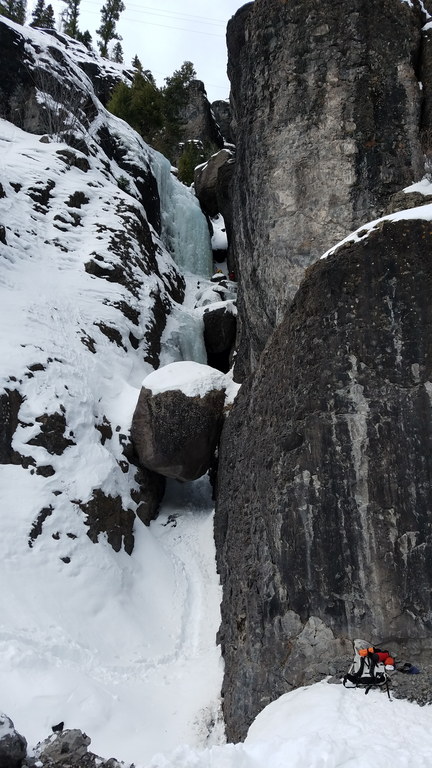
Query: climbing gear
343,639,392,698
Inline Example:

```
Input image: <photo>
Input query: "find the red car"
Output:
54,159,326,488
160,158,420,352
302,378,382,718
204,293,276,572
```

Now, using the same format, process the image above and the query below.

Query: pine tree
96,0,125,58
107,70,163,144
76,29,92,49
30,0,55,28
43,3,55,27
61,0,80,39
131,54,142,73
112,41,123,63
30,0,44,25
0,0,27,24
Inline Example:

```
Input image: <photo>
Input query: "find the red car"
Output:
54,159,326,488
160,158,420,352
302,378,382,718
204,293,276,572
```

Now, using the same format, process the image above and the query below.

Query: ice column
150,151,213,278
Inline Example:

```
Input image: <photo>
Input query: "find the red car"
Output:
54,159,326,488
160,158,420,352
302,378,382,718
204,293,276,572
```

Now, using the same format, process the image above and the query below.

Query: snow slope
146,681,432,768
0,18,227,765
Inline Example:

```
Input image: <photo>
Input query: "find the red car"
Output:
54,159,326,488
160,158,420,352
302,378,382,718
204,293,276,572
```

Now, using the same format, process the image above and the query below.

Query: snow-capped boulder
131,362,227,482
0,714,26,768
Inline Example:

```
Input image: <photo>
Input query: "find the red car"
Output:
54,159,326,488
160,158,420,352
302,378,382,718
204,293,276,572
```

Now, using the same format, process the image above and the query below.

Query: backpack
343,639,393,698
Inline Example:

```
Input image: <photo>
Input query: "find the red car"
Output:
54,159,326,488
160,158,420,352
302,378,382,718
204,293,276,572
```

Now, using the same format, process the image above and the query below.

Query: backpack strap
343,655,365,687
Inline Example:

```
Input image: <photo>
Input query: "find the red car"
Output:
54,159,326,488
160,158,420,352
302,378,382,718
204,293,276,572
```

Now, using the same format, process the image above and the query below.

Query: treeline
107,60,217,183
0,0,126,61
1,0,216,182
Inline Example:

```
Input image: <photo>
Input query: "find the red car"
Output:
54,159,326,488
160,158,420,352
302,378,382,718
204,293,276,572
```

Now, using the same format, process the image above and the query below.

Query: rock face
194,148,235,245
215,217,432,740
227,0,428,377
131,385,226,482
0,714,26,768
178,80,223,152
211,100,235,145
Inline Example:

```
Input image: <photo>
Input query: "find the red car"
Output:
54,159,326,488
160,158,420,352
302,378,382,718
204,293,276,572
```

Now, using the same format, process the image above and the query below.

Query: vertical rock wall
228,0,425,377
215,218,432,741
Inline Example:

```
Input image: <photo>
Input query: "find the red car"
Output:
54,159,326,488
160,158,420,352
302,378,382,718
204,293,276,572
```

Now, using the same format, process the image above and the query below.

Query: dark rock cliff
228,0,428,377
215,217,432,740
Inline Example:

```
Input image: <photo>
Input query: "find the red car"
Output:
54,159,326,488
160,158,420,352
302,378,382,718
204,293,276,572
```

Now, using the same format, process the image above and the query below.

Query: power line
80,9,226,38
82,1,228,27
80,0,226,29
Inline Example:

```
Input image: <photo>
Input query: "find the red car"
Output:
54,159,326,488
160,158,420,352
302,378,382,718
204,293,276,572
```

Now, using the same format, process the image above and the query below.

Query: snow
0,470,223,764
211,215,228,252
0,17,227,765
146,681,432,767
142,361,228,398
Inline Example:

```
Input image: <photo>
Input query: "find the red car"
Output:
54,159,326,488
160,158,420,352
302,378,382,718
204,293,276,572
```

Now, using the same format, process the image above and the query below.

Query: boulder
203,305,237,373
194,149,234,219
0,714,26,768
131,362,227,482
215,216,432,740
34,730,90,765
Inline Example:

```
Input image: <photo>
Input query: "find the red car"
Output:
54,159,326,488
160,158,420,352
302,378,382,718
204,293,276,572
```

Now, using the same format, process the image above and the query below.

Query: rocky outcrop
26,728,127,768
194,150,235,253
227,0,428,377
215,216,432,740
211,100,235,145
203,305,237,373
178,80,223,151
131,363,227,482
0,714,26,768
194,149,233,218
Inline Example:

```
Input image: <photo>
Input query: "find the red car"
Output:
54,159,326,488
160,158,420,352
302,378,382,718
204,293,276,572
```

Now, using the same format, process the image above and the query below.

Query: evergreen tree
76,29,92,49
61,0,80,38
112,41,123,63
30,0,44,25
0,0,27,24
107,69,163,144
158,61,196,157
96,0,125,58
30,0,55,28
131,54,142,73
43,2,55,27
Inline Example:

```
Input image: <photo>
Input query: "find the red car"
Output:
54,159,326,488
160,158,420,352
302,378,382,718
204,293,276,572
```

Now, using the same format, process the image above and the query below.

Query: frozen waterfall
150,151,213,278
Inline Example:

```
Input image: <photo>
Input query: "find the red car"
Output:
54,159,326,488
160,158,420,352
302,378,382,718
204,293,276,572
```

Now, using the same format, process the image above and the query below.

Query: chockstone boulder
131,361,228,483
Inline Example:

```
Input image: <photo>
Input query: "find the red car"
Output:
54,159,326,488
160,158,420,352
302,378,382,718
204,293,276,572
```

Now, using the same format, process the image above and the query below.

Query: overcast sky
28,1,249,103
